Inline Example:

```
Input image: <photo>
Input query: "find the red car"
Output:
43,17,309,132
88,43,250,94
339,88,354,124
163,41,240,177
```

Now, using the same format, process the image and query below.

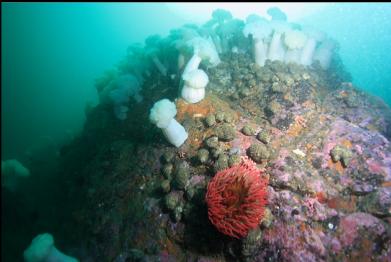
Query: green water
1,3,188,159
3,3,391,160
2,3,391,261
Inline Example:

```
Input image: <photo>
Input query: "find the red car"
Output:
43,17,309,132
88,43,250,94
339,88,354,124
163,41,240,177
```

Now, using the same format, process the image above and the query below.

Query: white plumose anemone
300,26,326,66
181,69,209,104
183,36,221,75
103,74,143,120
2,159,30,191
284,29,308,64
243,19,272,67
23,233,78,262
313,38,336,70
149,99,188,148
268,21,291,62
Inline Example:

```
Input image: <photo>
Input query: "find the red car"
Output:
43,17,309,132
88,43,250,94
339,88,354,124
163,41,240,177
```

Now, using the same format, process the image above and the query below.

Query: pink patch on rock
378,187,391,209
271,169,291,183
188,175,205,187
231,132,253,154
272,149,290,169
339,212,385,247
367,158,385,175
270,127,284,138
293,170,305,179
354,144,363,155
307,179,326,193
330,237,342,253
303,228,326,256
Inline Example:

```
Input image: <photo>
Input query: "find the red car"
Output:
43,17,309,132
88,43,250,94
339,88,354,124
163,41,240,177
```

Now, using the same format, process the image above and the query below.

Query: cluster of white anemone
151,8,337,148
149,35,221,148
181,36,220,104
243,15,336,70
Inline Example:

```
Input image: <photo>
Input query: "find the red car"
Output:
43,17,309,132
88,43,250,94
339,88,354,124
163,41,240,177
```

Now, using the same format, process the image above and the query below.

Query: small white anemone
267,20,292,62
300,26,326,66
243,20,272,40
313,38,336,69
284,30,307,64
2,159,30,191
243,20,272,67
182,69,209,89
149,99,177,129
270,20,292,34
104,74,143,120
181,69,209,103
284,30,307,50
24,233,78,262
149,99,188,147
183,36,221,75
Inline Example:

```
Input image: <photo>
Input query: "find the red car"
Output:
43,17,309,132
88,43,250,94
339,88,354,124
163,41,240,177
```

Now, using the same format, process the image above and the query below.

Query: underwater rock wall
54,7,391,262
